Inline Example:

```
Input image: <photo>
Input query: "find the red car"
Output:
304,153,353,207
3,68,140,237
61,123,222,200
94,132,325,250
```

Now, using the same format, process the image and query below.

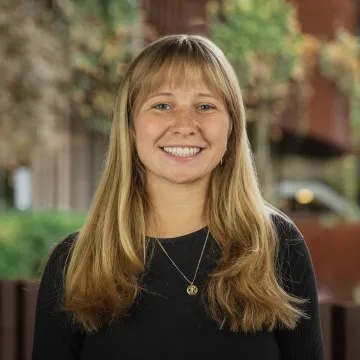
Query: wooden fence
0,279,359,359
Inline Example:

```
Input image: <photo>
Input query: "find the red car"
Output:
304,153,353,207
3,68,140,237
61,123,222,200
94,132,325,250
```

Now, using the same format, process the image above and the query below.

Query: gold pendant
187,284,198,296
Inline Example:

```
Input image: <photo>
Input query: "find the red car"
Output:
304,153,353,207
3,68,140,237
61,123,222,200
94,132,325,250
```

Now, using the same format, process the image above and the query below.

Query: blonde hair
64,34,307,332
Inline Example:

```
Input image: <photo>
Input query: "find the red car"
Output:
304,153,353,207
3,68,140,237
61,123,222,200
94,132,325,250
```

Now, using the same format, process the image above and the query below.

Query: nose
170,109,198,136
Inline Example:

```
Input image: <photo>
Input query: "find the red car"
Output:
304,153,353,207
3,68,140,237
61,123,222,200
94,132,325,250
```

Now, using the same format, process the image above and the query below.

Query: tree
69,0,137,133
0,0,137,168
211,0,312,201
211,0,360,209
0,0,71,167
318,29,360,208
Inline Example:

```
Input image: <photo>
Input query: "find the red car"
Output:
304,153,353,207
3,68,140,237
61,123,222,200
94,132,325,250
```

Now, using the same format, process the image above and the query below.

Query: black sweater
32,215,325,360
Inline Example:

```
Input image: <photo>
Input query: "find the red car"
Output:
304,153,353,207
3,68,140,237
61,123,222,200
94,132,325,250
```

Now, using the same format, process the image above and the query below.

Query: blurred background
0,0,359,359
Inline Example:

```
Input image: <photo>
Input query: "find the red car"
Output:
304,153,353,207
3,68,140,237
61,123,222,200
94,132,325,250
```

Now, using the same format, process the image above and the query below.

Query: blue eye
198,104,215,111
154,103,170,110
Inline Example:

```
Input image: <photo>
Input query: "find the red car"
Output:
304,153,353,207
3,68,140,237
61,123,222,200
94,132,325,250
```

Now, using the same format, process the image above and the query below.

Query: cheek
206,115,230,146
134,115,163,151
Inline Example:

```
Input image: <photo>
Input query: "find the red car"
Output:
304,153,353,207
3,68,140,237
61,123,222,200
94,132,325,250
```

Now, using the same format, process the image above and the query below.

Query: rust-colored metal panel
293,0,357,37
295,220,360,303
141,0,211,42
281,69,351,154
0,280,19,360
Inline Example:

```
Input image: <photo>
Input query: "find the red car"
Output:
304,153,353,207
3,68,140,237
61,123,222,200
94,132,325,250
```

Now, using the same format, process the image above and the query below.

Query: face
133,78,230,186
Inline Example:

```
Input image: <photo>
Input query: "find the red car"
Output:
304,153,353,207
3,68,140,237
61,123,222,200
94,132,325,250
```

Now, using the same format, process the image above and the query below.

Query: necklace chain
155,228,210,294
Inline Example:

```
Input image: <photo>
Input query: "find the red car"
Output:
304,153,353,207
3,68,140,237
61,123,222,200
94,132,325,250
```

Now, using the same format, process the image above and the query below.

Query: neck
146,176,209,239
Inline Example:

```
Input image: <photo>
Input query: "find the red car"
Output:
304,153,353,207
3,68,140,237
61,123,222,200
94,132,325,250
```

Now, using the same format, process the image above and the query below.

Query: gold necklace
155,228,210,296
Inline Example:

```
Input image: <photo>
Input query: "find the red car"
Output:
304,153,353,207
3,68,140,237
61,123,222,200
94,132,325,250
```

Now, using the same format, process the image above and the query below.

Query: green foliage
70,0,138,133
351,104,360,146
212,1,360,145
73,0,135,32
0,211,86,280
212,0,305,91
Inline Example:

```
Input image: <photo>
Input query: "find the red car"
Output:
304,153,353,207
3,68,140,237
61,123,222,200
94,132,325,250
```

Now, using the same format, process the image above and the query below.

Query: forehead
148,77,218,97
135,59,222,106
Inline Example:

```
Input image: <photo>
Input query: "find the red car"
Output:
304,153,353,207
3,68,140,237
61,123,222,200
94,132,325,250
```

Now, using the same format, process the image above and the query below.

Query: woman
32,35,325,359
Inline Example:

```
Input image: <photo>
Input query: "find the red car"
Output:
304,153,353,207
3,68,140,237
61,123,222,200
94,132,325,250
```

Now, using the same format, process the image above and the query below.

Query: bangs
128,38,229,114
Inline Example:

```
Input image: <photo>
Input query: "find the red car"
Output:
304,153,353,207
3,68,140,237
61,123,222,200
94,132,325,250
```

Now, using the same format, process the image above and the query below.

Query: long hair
64,34,306,332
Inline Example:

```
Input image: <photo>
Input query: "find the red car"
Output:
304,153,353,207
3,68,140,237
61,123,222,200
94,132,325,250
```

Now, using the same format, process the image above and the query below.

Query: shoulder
41,231,79,279
269,210,309,269
49,231,79,262
269,211,315,291
36,232,80,310
269,211,304,244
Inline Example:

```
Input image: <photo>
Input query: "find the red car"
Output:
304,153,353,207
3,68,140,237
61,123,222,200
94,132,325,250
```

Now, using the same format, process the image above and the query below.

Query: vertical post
0,280,19,360
332,304,360,360
319,302,333,360
254,100,274,201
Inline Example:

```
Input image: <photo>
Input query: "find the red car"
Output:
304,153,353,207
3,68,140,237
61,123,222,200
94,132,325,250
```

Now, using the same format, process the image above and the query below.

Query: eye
153,103,171,110
198,104,215,111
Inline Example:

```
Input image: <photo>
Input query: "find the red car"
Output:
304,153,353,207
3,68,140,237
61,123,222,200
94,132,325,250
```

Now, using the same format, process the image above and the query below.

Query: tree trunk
254,101,275,202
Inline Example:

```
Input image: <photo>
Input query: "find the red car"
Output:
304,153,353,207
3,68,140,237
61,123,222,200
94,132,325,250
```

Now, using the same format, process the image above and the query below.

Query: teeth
163,147,201,157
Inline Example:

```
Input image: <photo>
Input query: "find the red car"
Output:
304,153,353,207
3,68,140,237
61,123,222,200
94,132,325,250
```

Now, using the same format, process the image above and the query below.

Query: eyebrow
145,92,220,101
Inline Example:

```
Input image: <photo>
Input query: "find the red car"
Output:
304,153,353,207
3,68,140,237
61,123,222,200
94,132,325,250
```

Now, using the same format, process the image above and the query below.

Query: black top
32,214,325,360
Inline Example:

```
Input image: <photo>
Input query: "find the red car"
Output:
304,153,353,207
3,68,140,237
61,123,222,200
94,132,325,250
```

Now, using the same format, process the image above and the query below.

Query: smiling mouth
159,147,205,157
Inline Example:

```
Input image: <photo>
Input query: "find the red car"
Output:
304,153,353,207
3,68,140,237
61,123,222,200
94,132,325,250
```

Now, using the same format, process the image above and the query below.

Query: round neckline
147,226,209,244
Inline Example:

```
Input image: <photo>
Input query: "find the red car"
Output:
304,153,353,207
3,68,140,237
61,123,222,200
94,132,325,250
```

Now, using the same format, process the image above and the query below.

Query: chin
165,171,208,185
168,177,197,185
